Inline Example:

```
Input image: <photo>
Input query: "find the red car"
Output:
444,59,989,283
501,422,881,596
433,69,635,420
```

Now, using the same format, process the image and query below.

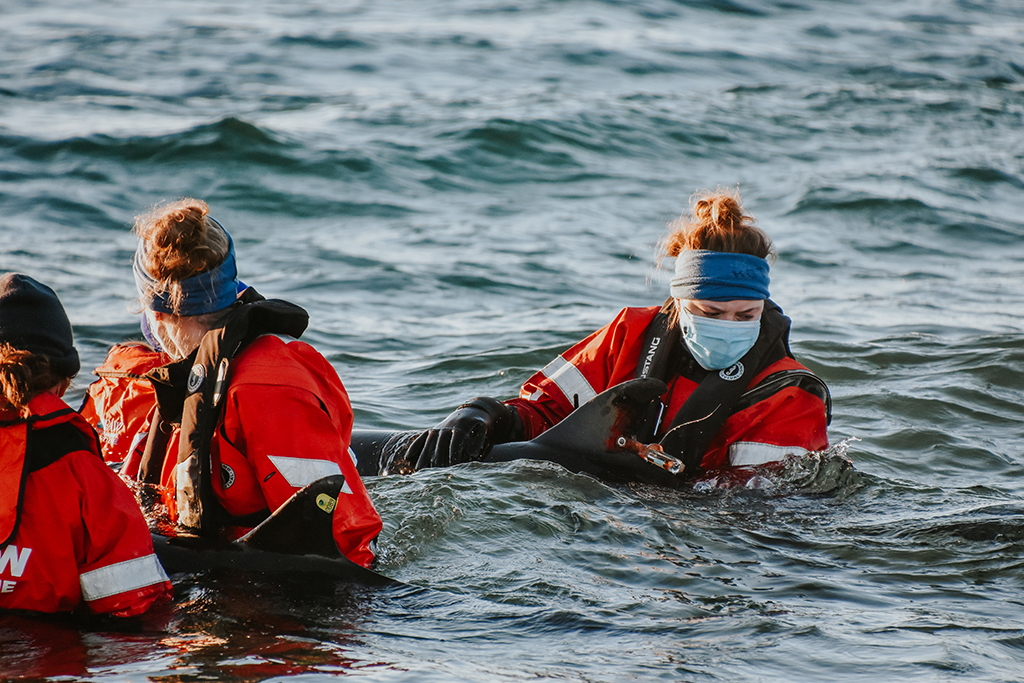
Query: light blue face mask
680,307,761,370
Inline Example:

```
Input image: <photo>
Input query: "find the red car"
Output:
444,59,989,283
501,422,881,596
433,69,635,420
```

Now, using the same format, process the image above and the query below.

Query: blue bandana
133,221,240,316
670,250,770,301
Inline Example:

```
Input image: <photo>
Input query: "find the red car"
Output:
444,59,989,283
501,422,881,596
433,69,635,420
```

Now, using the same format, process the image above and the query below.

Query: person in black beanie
0,272,172,617
0,273,81,396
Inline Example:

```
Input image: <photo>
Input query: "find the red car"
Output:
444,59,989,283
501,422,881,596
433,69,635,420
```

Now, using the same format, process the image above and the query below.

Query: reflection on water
1,573,404,681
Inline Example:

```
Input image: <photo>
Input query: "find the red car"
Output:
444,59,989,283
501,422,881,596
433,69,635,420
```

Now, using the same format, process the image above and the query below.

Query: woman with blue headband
81,199,382,568
390,189,830,479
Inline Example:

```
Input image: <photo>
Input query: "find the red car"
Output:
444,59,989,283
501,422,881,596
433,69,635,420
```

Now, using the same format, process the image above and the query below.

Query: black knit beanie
0,273,80,377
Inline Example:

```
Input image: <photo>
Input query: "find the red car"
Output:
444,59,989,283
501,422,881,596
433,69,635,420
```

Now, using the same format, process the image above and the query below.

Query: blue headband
670,250,770,301
133,220,240,316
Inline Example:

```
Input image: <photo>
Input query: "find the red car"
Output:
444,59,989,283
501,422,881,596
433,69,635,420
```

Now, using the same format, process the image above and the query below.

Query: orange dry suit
507,301,831,472
0,393,172,616
80,342,169,464
81,289,382,568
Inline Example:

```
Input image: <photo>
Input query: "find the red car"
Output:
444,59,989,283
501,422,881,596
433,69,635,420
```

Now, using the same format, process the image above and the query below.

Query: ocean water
2,0,1024,680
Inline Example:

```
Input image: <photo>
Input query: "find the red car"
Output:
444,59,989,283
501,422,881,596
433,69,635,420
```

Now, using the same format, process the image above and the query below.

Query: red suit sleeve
508,308,656,439
68,451,172,617
216,383,353,514
210,336,382,567
700,376,831,470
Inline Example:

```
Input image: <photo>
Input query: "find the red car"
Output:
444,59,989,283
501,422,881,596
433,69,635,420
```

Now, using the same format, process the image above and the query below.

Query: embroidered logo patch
719,362,744,382
220,463,235,489
187,364,206,394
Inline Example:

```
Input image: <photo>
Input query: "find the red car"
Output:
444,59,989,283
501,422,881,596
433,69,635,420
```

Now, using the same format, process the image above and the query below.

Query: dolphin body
149,379,677,579
350,378,683,488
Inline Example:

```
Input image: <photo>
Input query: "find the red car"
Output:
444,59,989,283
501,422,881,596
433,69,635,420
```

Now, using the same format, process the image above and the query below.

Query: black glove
400,397,524,470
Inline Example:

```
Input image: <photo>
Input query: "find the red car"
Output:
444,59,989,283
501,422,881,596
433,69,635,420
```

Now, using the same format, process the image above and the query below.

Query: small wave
788,186,934,216
832,498,1024,572
891,503,1024,544
274,32,371,50
6,116,279,164
6,116,394,189
420,118,606,186
449,118,586,160
947,165,1024,188
673,0,768,17
419,112,697,186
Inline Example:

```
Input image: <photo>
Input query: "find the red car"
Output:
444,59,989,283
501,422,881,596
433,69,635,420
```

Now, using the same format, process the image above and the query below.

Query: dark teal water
2,0,1024,680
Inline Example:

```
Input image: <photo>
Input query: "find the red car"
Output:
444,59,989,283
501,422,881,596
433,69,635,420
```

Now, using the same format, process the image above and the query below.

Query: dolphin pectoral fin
527,377,668,452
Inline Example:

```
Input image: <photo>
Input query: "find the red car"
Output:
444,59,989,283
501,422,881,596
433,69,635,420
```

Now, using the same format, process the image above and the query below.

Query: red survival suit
0,393,172,616
507,303,830,471
81,291,382,568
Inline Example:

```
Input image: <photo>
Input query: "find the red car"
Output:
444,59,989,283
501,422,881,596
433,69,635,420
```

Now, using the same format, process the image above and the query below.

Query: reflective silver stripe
728,442,808,467
80,554,169,601
537,356,597,406
267,455,345,489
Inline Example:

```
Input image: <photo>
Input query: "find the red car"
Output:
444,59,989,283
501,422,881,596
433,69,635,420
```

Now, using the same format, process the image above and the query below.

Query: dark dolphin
149,379,678,578
350,378,684,488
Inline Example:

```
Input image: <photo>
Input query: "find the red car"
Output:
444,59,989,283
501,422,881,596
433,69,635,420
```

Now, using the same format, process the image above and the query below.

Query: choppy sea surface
2,0,1024,680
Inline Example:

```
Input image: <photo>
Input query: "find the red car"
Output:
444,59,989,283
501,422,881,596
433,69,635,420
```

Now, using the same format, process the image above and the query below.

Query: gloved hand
400,397,524,470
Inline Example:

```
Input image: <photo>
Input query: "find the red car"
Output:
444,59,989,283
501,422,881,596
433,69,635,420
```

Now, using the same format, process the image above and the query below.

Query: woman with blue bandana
80,199,382,568
391,189,831,479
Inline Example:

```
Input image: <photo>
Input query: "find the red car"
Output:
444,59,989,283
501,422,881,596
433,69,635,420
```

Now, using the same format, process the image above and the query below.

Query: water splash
692,437,863,498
